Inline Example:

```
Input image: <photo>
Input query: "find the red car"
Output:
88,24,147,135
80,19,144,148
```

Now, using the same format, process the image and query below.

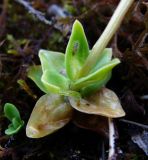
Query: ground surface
0,0,148,160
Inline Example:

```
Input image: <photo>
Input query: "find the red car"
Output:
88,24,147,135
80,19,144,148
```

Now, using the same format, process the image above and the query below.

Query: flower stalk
108,118,116,160
79,0,134,77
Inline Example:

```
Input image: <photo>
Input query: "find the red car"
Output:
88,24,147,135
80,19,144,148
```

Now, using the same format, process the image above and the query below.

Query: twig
15,0,52,24
120,119,148,130
14,0,61,31
108,118,116,160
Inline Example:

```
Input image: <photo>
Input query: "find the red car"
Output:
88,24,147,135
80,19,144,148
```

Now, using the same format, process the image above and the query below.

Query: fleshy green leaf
69,87,125,118
65,20,89,80
4,103,21,121
12,118,20,129
5,123,23,135
12,117,24,129
41,70,70,93
28,66,80,97
39,49,70,94
4,103,24,135
72,58,120,90
39,49,65,73
78,48,113,95
80,72,111,96
90,48,112,73
28,65,49,93
5,124,16,135
26,94,73,138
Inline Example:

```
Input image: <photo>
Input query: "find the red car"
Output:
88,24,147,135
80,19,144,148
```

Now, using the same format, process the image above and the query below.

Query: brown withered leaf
26,94,73,138
69,88,125,118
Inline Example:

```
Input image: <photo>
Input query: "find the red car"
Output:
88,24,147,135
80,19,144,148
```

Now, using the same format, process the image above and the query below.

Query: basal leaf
28,65,49,93
4,103,21,121
73,58,120,90
65,20,89,80
26,94,73,138
69,87,125,118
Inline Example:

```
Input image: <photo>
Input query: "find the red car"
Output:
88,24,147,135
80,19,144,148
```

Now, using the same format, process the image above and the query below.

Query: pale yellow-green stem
79,0,134,77
108,118,116,160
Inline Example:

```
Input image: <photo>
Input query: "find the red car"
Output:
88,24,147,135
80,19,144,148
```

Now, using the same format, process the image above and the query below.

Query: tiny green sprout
4,103,24,135
26,0,134,138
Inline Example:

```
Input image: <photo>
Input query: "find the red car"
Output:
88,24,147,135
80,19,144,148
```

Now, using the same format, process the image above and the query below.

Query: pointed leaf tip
65,19,89,80
73,20,81,27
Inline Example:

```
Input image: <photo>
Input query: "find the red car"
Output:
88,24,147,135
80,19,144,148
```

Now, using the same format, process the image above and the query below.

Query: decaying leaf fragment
26,94,73,138
69,88,125,118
